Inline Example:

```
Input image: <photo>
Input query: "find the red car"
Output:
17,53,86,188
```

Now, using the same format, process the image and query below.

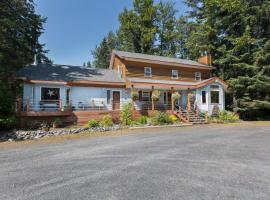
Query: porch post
151,86,154,111
171,87,174,111
59,99,62,111
131,84,135,110
26,97,30,112
187,92,191,111
18,98,22,113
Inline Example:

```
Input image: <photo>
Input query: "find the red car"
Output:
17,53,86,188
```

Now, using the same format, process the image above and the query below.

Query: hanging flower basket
172,92,181,102
151,90,161,102
131,90,139,101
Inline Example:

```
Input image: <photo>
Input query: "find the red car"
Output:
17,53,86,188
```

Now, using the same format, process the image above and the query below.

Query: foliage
92,31,119,68
151,111,173,125
211,111,239,123
0,0,49,128
131,90,139,101
87,119,100,128
120,103,133,126
0,117,17,130
151,90,161,102
172,92,181,102
100,115,114,127
169,114,179,123
138,116,148,125
52,118,62,126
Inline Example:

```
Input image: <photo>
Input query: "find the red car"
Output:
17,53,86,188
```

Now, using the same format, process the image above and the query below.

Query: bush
0,116,17,130
100,115,114,127
87,119,99,128
151,111,173,125
138,116,148,125
169,114,179,123
52,118,62,128
120,103,133,126
218,111,239,123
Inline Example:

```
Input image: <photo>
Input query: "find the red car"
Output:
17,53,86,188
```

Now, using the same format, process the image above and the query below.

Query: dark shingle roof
17,64,124,82
113,50,212,68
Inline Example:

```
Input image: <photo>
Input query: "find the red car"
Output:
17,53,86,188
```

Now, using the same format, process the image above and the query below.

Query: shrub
120,103,133,126
0,116,17,130
87,119,99,128
52,118,62,128
151,90,161,102
218,111,239,123
100,115,114,127
151,111,173,125
138,116,148,125
169,114,179,123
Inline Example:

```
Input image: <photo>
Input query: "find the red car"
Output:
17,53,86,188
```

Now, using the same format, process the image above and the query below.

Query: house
16,50,228,125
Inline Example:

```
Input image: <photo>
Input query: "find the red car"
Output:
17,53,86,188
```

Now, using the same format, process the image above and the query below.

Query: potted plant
52,118,62,129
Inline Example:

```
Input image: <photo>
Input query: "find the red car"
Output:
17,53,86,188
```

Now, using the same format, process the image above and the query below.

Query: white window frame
201,90,206,104
144,67,152,77
210,85,220,104
40,87,61,101
171,70,179,79
195,72,201,81
142,91,150,101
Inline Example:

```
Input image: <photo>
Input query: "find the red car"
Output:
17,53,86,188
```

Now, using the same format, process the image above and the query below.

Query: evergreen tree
86,61,92,68
92,31,119,68
0,0,49,126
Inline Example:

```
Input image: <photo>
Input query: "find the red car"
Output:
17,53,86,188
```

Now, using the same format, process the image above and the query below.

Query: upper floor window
195,72,201,81
144,67,152,77
118,65,123,78
171,70,178,79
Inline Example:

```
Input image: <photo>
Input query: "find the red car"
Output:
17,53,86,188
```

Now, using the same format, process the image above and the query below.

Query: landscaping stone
0,125,122,142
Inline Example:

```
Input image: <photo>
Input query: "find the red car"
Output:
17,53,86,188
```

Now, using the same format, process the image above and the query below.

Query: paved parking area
0,122,270,200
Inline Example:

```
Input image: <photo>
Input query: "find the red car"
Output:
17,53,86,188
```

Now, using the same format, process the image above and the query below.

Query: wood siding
123,61,211,82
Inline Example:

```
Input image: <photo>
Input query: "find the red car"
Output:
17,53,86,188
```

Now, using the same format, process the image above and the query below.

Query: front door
112,91,120,110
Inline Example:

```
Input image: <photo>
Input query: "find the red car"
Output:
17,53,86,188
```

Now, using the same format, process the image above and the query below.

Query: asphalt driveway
0,122,270,200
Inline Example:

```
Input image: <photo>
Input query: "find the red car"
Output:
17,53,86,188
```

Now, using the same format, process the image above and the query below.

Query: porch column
59,99,62,111
26,97,30,112
17,98,22,113
131,84,135,110
151,86,154,111
187,91,191,111
171,87,174,111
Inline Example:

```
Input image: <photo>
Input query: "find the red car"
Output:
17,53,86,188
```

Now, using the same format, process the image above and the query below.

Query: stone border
129,123,192,129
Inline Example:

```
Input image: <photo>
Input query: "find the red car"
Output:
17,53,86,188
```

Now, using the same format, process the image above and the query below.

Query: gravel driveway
0,123,270,200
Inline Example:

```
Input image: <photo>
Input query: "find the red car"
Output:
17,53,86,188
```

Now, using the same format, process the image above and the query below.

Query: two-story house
16,50,227,125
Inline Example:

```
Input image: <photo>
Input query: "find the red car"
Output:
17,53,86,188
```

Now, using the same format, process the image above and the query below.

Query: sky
35,0,188,66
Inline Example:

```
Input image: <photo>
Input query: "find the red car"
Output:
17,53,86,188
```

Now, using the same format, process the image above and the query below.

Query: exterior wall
195,83,225,115
123,60,211,82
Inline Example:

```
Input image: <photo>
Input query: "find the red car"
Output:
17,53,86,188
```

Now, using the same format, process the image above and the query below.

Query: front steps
174,108,207,124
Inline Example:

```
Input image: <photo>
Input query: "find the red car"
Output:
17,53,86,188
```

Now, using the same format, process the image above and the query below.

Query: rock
8,138,14,142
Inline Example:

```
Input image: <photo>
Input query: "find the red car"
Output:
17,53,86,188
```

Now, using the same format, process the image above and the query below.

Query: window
211,91,219,104
107,90,111,104
142,91,150,101
202,91,206,104
144,67,152,77
164,92,167,104
118,65,123,78
211,85,219,89
66,88,70,102
172,70,178,79
41,88,60,100
195,72,201,81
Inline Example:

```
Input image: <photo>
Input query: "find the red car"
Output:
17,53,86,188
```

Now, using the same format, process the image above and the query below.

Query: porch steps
174,108,207,124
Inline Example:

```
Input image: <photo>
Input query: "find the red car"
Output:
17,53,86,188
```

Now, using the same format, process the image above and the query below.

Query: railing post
26,98,30,112
18,98,22,113
205,111,208,123
59,99,62,111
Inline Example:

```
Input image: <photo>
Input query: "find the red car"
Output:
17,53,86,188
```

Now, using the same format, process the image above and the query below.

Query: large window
107,90,111,104
142,91,150,101
195,72,201,81
144,67,152,77
172,70,178,79
211,91,219,104
41,88,60,100
202,91,206,104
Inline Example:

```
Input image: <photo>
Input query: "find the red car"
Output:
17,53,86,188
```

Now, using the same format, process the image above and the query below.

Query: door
112,91,120,110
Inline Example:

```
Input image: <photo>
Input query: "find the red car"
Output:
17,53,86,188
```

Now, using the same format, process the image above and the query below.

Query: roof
110,50,214,69
127,77,228,90
17,64,125,83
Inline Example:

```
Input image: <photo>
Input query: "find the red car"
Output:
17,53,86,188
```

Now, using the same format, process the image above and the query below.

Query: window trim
40,87,61,101
171,70,179,79
195,72,201,81
144,67,152,77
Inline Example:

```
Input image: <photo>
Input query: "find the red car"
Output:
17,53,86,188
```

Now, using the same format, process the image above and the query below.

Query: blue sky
35,0,188,66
